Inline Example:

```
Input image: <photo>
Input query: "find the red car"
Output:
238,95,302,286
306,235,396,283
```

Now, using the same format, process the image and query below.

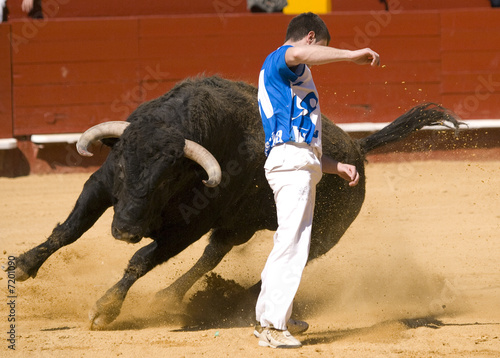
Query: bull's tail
358,103,464,154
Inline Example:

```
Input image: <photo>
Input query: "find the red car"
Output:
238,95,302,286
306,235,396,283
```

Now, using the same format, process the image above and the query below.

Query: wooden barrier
316,11,442,122
440,10,500,119
331,0,491,11
5,0,492,20
0,24,13,140
5,0,248,19
11,18,141,135
8,9,500,137
1,8,500,175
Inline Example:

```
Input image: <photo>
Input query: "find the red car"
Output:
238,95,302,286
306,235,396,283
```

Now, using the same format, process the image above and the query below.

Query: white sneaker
258,327,302,348
253,319,309,338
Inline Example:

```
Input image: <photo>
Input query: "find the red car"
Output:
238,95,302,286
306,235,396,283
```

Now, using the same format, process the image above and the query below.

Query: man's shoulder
261,45,297,82
267,45,292,60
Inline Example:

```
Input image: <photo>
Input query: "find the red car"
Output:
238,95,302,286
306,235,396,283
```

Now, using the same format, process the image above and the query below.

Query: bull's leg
89,241,159,329
89,227,257,329
14,173,112,281
90,237,194,329
154,227,255,307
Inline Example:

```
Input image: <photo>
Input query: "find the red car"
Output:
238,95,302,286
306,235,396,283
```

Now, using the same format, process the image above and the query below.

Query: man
256,12,380,349
22,0,43,18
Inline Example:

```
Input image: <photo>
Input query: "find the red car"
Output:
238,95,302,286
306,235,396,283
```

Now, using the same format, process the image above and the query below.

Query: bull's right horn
184,140,222,188
77,121,130,156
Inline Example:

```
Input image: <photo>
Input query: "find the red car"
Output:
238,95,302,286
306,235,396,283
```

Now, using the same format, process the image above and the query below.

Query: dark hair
285,12,331,44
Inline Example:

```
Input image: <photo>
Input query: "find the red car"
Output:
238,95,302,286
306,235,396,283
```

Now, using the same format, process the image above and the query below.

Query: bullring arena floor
1,155,499,357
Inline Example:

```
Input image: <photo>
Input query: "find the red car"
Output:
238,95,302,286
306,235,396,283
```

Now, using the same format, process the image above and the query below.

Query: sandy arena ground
1,158,499,357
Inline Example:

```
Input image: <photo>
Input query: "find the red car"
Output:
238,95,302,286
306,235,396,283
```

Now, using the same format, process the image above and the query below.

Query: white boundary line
0,119,499,149
337,119,500,132
30,133,82,144
0,138,17,150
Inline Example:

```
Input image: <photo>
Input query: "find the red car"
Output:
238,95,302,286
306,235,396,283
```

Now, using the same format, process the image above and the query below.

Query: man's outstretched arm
285,45,380,68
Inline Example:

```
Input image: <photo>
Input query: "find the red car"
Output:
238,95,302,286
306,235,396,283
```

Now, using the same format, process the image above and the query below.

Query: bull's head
76,121,222,243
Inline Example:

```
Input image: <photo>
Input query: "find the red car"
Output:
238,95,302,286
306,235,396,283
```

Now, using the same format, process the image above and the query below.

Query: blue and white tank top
258,45,322,157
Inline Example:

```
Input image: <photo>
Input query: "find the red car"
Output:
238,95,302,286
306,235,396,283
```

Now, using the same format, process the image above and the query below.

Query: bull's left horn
184,140,222,187
77,121,130,156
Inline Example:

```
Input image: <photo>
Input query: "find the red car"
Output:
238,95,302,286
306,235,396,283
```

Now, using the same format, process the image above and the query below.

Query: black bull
13,76,462,329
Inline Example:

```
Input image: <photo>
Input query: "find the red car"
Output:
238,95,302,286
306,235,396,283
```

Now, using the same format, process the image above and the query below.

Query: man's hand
350,48,380,67
22,0,34,13
336,162,360,187
321,155,360,187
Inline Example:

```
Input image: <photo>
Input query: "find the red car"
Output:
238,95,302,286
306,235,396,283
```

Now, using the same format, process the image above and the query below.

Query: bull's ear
100,138,120,148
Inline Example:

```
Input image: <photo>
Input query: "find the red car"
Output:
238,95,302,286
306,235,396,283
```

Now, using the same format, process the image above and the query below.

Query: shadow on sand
83,273,499,344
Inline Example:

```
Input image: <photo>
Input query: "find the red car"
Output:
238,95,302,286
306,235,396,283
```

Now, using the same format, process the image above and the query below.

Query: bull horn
184,140,222,187
76,121,130,157
77,121,221,187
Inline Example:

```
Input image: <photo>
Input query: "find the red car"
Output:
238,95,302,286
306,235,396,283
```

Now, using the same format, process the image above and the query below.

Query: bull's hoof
1,259,32,281
89,304,121,331
153,288,186,315
88,289,125,330
13,267,31,281
89,311,115,331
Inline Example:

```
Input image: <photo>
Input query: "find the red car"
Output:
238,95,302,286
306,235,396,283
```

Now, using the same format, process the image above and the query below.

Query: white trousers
256,142,322,330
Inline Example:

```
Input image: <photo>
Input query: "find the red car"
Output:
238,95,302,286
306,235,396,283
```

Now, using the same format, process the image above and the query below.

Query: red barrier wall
440,10,500,119
0,24,13,139
11,18,141,135
1,7,500,175
6,9,500,138
331,0,491,11
5,0,492,19
5,0,248,19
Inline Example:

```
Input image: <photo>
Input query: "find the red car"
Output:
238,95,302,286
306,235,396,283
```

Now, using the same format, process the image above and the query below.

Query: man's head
285,12,331,45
